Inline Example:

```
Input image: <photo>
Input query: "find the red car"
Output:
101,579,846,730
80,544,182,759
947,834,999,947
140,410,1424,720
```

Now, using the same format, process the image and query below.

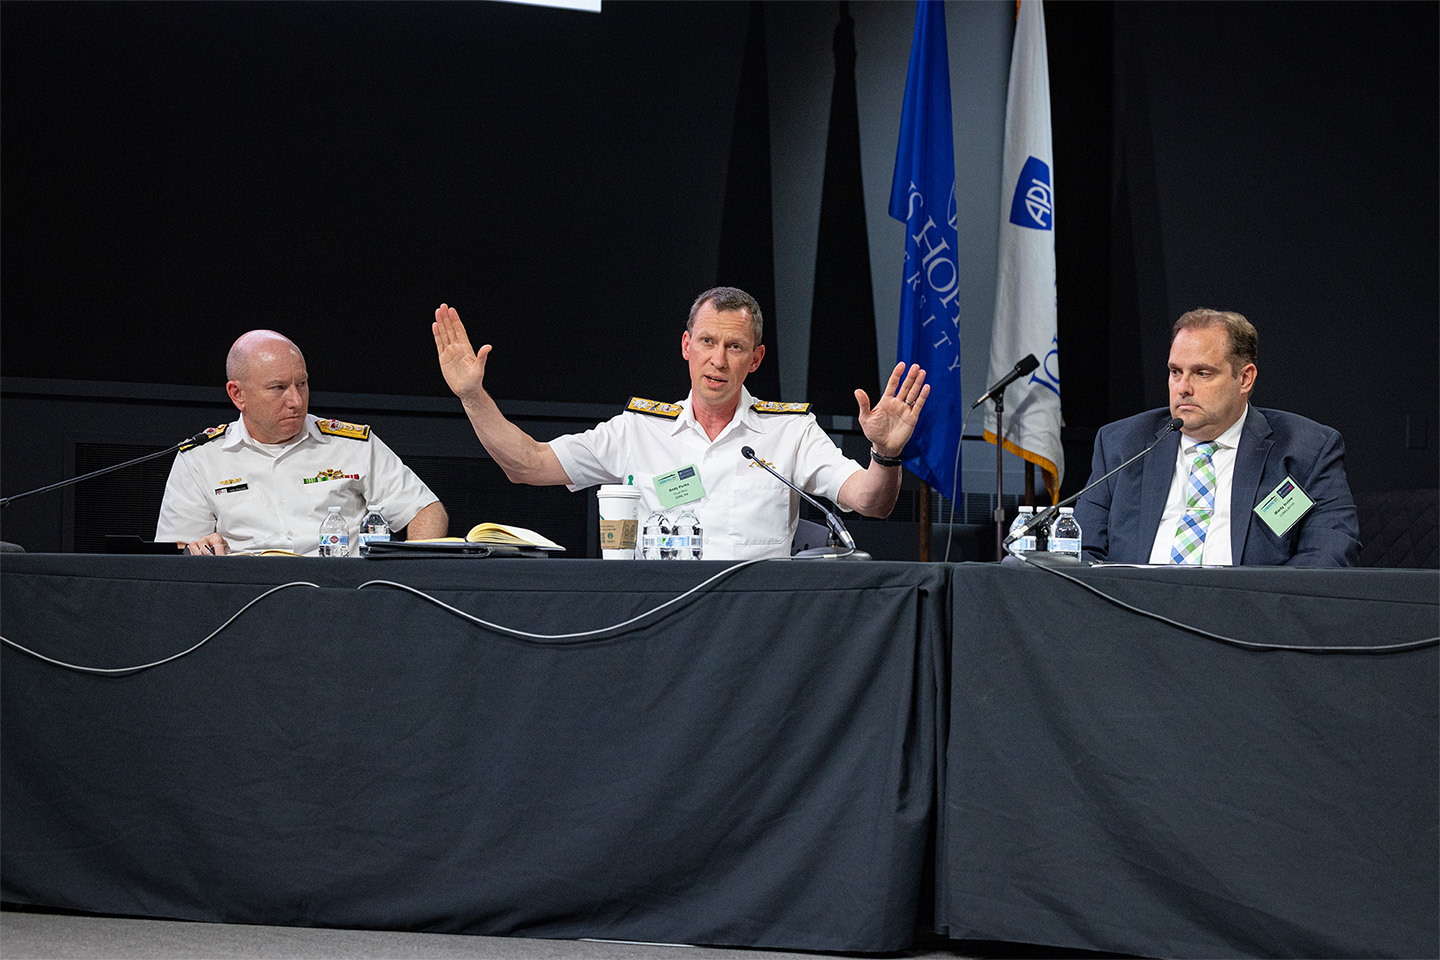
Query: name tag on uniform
1253,476,1314,537
653,464,705,509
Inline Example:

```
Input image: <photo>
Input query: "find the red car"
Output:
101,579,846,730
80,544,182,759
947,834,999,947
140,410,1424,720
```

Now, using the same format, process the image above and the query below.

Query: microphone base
793,547,872,561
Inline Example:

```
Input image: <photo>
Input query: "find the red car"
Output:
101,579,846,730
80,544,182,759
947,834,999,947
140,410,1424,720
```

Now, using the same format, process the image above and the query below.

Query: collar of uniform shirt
231,414,316,452
676,386,763,442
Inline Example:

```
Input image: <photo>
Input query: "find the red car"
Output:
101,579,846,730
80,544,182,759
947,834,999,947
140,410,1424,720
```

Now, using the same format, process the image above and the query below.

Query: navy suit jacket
1073,406,1360,566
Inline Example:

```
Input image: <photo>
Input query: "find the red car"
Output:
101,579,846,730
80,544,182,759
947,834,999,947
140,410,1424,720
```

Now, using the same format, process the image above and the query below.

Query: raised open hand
855,362,930,457
432,303,493,403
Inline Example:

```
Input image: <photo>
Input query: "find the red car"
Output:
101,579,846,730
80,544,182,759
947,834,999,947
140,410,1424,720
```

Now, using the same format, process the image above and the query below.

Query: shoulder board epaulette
751,400,812,415
625,397,682,419
316,418,371,441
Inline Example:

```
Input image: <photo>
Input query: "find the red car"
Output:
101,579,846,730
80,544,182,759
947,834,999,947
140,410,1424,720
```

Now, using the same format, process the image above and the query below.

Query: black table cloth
2,555,947,952
5,555,1436,957
939,563,1439,959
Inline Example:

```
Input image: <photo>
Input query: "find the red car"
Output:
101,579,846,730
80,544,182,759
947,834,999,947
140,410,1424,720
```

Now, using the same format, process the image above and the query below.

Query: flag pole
918,480,931,561
992,393,1006,560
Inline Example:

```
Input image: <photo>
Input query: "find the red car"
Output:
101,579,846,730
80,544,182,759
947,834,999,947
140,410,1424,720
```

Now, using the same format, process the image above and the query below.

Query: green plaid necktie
1170,442,1219,564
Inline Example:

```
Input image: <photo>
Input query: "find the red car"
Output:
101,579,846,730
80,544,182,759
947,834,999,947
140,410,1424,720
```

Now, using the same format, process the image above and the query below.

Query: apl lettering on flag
889,0,964,499
983,0,1063,502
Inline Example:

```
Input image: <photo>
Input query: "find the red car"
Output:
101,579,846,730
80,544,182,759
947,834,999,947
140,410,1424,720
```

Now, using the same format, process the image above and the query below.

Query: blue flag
890,0,964,500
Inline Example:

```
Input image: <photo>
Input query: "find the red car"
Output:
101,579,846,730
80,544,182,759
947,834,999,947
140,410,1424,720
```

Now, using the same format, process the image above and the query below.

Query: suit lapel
1140,415,1181,545
1230,407,1273,560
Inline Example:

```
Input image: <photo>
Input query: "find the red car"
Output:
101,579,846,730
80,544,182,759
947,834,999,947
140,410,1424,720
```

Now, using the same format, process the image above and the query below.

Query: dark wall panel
2,1,749,404
4,1,1436,555
1110,1,1439,492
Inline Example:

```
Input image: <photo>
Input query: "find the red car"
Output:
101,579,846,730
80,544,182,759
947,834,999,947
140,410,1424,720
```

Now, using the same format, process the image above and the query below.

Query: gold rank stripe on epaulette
626,397,683,419
316,418,371,441
751,400,812,415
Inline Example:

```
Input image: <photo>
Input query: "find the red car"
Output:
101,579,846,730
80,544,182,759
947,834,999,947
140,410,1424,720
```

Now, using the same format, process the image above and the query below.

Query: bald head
225,330,311,444
226,330,304,383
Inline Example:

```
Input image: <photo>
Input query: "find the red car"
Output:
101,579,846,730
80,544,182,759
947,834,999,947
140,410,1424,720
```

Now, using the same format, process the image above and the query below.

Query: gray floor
0,909,1115,960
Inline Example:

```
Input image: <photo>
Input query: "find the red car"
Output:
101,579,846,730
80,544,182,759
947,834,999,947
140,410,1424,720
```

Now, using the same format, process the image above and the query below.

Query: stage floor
1,908,1127,960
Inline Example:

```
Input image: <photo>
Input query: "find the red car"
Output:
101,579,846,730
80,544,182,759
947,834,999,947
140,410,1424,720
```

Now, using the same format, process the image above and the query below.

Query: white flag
983,0,1062,502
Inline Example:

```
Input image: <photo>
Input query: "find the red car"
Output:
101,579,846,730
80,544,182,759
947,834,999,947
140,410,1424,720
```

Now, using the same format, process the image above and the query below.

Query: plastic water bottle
1050,507,1082,558
673,508,703,560
1032,509,1053,552
358,505,390,553
658,516,678,560
1008,506,1036,553
641,511,669,560
318,506,349,557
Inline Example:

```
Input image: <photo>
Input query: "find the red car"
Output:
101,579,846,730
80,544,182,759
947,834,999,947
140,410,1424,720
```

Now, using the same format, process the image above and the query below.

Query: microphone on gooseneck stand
0,424,229,509
740,446,871,561
971,354,1040,410
176,424,229,452
1007,416,1184,563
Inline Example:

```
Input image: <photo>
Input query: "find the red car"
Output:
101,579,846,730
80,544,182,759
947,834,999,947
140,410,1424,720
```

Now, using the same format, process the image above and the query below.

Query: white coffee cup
596,484,642,559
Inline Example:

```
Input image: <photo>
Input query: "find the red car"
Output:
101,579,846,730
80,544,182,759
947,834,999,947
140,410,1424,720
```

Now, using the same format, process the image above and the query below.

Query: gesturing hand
855,362,930,457
432,303,493,403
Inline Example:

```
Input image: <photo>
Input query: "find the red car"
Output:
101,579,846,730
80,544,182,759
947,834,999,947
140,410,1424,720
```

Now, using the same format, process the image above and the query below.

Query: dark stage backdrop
3,2,1437,501
1047,1,1440,498
1,0,754,405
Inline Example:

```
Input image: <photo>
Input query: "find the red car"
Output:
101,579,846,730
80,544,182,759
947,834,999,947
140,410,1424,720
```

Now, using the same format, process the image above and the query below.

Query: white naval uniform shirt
549,387,865,560
155,414,439,556
1147,405,1248,565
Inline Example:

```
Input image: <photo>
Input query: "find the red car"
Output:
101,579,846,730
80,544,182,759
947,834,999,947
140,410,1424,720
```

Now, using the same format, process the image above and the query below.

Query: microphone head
740,446,756,460
1166,416,1184,433
1017,354,1040,375
179,423,229,451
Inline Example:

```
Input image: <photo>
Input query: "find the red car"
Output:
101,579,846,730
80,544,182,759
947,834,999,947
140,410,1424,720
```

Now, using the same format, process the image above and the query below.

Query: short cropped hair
1172,308,1257,375
687,287,764,347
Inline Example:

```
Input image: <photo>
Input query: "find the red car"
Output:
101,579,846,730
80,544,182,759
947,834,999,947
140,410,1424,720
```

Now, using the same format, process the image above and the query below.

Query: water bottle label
358,532,390,546
1051,538,1081,556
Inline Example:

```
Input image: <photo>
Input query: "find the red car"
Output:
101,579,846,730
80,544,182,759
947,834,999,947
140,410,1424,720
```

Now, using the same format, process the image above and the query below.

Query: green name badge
653,464,706,509
1253,475,1314,537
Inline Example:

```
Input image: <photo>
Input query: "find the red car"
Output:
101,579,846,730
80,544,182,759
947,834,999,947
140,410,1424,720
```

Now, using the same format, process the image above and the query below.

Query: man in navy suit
1074,309,1360,566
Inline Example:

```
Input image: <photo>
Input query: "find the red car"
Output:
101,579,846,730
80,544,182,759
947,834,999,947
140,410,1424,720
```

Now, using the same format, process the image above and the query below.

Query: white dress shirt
1147,405,1249,565
549,387,864,560
156,414,439,556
